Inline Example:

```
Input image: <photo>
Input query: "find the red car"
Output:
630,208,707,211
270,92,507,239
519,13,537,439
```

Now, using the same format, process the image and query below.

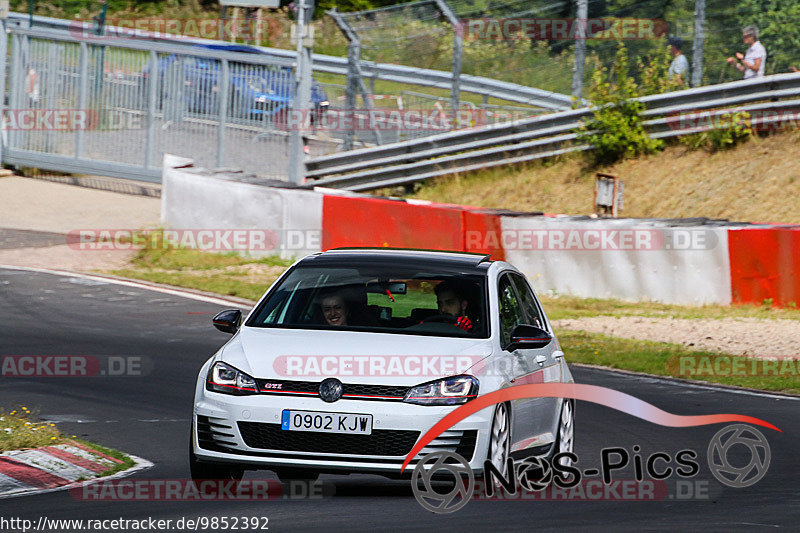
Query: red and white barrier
162,156,799,306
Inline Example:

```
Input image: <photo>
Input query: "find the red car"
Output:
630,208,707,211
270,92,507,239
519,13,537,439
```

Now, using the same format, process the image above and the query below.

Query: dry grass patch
406,132,800,223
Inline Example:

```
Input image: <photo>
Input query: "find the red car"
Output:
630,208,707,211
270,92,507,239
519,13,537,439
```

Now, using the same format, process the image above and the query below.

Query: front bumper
193,390,493,475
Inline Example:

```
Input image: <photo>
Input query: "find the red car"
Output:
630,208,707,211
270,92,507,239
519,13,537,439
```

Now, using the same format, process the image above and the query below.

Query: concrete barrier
162,156,798,307
499,217,732,305
161,155,323,259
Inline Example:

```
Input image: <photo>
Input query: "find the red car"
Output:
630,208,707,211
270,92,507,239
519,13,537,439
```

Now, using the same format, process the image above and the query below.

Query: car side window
509,273,545,330
498,275,525,348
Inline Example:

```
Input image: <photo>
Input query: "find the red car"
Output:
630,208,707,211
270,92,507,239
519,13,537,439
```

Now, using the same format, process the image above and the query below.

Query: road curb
0,442,153,500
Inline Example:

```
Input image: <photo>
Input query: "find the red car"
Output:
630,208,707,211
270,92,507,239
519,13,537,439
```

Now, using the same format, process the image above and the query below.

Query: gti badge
319,377,343,403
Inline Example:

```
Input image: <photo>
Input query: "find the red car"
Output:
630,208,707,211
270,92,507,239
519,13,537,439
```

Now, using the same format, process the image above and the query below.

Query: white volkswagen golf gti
191,248,574,481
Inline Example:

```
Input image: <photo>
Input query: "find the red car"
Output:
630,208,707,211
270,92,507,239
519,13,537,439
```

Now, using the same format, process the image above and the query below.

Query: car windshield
246,264,488,338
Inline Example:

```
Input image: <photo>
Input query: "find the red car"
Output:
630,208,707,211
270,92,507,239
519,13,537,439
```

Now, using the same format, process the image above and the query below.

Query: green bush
577,43,664,166
679,111,753,151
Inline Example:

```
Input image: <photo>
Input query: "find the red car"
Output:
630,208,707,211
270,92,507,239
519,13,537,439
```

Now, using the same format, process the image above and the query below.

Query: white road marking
574,363,800,401
0,265,252,308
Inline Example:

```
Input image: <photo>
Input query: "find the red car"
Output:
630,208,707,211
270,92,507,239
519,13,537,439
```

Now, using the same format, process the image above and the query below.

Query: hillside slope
405,132,800,223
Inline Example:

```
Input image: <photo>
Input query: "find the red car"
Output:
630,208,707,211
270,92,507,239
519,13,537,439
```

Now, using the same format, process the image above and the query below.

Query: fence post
691,0,705,87
217,58,229,168
75,41,88,159
572,0,587,101
435,0,461,115
0,17,7,164
8,32,19,151
327,9,382,149
288,0,313,185
144,49,156,168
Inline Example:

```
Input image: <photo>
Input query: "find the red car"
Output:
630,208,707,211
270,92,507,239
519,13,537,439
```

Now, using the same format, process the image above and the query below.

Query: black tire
548,399,575,467
482,402,511,487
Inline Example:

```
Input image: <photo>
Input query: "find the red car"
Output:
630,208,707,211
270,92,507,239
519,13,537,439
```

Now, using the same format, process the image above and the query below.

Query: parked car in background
140,43,328,123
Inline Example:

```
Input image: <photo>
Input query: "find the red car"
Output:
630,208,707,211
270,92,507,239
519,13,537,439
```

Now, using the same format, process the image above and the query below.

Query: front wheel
549,399,574,467
486,402,511,480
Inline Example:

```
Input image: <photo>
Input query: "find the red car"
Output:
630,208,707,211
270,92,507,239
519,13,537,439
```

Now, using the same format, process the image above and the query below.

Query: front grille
238,422,419,456
255,379,409,401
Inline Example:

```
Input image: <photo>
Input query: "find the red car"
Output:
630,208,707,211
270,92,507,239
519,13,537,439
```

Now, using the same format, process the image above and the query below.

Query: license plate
281,410,372,435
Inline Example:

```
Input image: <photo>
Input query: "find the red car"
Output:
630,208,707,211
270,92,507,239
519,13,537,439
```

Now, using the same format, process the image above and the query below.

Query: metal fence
305,72,800,191
7,13,577,109
1,23,303,182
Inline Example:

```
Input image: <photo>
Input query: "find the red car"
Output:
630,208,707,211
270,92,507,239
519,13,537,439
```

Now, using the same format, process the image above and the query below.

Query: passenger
434,280,474,333
320,292,349,326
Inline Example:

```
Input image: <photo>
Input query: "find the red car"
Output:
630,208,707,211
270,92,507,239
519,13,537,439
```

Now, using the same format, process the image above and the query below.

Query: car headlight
403,375,479,406
206,361,258,395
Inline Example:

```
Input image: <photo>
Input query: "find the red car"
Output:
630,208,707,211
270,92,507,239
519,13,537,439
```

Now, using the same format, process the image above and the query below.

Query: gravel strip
553,316,800,358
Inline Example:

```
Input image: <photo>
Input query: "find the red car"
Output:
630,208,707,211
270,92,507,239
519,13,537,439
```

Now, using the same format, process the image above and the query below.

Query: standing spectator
727,26,766,79
667,37,689,86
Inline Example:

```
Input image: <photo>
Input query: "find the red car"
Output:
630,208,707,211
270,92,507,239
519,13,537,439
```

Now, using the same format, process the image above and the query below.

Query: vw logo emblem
319,378,343,403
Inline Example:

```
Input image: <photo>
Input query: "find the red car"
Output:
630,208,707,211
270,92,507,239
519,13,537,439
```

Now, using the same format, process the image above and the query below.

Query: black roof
300,248,492,271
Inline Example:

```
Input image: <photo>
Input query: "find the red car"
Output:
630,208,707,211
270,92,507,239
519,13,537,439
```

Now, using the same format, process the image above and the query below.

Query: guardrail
7,12,576,111
305,72,800,191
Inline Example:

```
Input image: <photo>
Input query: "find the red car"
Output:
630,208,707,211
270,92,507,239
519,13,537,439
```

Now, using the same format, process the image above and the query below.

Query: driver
434,280,473,333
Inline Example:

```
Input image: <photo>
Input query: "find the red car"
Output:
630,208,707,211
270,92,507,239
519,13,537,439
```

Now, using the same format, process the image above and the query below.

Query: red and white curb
0,441,152,499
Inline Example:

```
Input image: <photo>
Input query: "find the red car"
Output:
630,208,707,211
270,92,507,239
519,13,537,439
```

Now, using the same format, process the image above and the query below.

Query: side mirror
508,324,552,351
212,309,242,334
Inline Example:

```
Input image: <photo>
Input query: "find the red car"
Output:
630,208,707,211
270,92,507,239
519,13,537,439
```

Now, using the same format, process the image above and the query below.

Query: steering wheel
421,314,458,325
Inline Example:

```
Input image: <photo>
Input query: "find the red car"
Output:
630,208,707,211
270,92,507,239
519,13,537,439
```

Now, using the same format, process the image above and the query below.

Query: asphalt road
0,267,798,532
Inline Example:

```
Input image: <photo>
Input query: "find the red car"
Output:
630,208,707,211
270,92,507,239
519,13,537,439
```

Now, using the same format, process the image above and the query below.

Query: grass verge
541,295,800,321
109,243,293,302
0,408,136,475
0,407,60,451
402,131,800,224
557,330,800,395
